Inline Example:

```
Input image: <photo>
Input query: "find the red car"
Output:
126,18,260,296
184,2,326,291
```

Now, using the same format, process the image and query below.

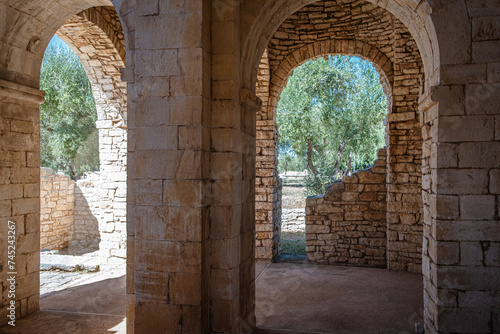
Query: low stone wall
306,148,387,267
40,168,75,250
40,168,102,253
282,208,305,232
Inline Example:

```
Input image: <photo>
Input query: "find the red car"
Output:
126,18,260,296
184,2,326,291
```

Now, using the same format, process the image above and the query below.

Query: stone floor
256,261,423,334
1,260,423,333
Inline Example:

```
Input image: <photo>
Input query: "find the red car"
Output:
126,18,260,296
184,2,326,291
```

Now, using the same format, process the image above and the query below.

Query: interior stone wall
0,79,44,323
306,148,387,266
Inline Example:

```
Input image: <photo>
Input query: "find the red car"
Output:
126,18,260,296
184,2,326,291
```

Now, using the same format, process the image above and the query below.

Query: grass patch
281,231,306,255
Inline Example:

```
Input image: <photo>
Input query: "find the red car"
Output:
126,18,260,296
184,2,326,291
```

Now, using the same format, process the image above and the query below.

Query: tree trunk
332,141,346,175
346,156,352,175
306,138,317,176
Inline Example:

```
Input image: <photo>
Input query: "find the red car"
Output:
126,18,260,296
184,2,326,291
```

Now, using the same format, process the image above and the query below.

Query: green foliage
277,55,387,196
277,152,306,174
40,39,99,180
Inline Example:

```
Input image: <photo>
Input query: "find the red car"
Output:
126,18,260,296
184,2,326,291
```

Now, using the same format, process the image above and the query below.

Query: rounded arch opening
251,0,429,331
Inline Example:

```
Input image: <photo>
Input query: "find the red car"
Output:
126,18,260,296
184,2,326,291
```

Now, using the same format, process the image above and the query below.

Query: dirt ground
281,186,307,210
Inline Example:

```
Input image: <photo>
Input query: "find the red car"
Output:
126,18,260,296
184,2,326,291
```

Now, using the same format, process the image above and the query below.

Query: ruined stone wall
40,168,75,250
306,148,387,266
39,169,102,253
70,173,101,253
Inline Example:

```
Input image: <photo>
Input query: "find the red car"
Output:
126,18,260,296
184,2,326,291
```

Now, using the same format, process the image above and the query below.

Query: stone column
0,79,45,325
210,0,257,330
255,49,281,262
127,0,211,332
422,3,500,332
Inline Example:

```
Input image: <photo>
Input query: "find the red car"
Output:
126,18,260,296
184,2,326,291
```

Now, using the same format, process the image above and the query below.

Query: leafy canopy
277,55,387,195
40,38,99,180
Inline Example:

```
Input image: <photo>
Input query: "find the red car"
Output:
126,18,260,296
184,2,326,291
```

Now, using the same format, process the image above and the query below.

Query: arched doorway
242,0,440,332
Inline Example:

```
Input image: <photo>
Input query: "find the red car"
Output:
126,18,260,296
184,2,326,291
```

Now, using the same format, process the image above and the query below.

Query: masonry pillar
386,19,424,274
210,0,256,330
0,79,44,325
421,2,500,332
128,1,211,332
96,120,127,259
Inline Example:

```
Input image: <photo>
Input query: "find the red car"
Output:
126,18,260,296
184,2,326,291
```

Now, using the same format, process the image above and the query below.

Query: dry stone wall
306,149,387,266
40,168,74,250
282,208,305,232
70,173,101,253
39,169,102,253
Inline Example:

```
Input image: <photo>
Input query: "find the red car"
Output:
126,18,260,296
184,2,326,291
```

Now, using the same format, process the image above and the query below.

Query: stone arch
256,39,395,256
269,39,394,117
255,39,396,262
0,0,135,327
253,1,425,270
55,7,128,259
241,0,439,93
57,7,127,124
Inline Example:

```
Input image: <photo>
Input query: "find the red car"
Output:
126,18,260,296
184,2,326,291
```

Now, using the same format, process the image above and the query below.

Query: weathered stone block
436,169,488,195
460,195,495,220
135,302,181,333
170,273,201,305
460,242,483,267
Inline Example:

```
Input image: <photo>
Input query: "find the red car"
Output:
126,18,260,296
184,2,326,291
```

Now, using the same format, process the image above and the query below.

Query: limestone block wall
306,148,387,266
39,168,75,250
0,80,43,323
70,173,101,252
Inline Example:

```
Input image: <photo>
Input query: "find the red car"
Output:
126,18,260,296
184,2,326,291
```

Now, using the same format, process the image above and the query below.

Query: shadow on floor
0,276,126,334
256,262,423,334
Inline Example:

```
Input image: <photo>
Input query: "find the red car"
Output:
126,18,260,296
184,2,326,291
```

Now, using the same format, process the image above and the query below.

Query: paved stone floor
1,259,422,333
